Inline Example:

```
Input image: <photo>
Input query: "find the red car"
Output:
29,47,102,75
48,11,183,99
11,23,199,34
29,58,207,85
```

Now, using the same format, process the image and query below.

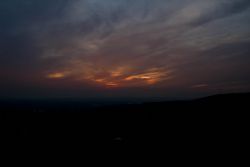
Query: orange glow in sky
88,67,170,87
47,72,66,79
46,63,171,88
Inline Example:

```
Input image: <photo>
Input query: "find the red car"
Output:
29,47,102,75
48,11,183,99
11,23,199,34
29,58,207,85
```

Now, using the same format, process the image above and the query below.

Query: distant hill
0,92,249,147
0,92,249,112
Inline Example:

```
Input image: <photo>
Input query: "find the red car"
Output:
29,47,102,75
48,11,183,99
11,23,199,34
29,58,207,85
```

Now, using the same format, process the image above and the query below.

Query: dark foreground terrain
0,93,249,149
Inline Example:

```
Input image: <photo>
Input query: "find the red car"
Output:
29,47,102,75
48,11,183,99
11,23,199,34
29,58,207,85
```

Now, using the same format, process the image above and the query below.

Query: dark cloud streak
190,0,250,26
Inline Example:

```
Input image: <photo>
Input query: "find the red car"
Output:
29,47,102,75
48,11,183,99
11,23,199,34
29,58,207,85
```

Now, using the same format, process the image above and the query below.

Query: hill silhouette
1,93,249,147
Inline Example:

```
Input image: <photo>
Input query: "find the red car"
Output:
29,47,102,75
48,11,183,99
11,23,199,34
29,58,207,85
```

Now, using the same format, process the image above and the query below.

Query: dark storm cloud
1,0,250,98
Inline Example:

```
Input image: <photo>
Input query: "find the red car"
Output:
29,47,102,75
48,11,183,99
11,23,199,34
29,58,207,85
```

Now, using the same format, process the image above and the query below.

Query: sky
0,0,250,100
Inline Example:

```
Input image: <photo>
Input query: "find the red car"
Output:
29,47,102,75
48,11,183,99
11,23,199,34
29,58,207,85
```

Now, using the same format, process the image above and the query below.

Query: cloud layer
1,0,250,98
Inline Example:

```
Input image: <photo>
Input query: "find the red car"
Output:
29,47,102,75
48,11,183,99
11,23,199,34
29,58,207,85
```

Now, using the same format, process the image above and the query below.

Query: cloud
1,0,250,97
26,0,250,85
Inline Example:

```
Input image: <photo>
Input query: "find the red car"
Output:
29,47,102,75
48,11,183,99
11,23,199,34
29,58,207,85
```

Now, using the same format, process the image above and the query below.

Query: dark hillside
1,93,249,147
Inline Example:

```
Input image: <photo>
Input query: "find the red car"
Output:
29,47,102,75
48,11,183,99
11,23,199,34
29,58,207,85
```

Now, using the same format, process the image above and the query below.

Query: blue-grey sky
1,0,250,99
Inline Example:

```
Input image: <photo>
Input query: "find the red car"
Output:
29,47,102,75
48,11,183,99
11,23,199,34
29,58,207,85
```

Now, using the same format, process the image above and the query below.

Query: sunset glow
45,65,171,88
89,69,170,87
47,73,66,79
